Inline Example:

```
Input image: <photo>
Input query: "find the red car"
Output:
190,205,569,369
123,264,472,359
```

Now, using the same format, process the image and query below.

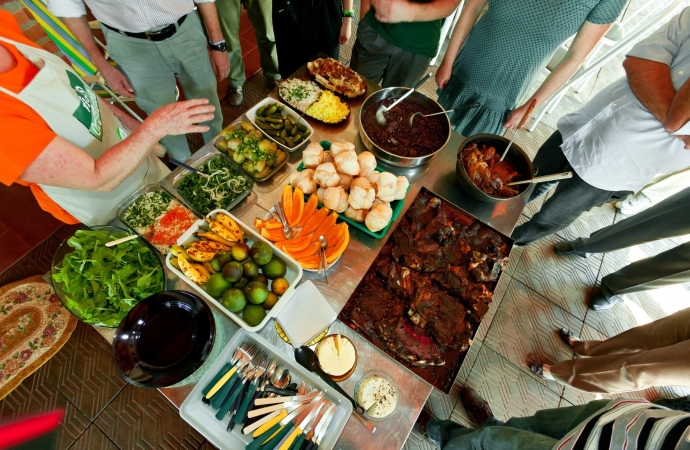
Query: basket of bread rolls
292,140,410,238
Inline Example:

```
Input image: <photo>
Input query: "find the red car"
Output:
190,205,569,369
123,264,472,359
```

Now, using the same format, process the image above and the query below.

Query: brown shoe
460,387,494,427
226,86,243,106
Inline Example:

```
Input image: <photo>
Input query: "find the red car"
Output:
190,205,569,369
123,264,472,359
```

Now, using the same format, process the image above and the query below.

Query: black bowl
456,134,535,203
112,290,215,388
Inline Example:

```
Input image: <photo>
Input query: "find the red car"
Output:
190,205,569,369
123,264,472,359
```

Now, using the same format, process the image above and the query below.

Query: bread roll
303,143,324,169
357,152,377,178
323,151,334,164
351,176,371,190
344,206,368,223
376,172,398,202
365,203,393,232
323,187,349,212
373,198,390,208
338,173,353,191
316,187,326,204
314,162,340,188
334,151,360,176
349,184,375,210
292,169,316,194
330,140,355,156
394,175,409,200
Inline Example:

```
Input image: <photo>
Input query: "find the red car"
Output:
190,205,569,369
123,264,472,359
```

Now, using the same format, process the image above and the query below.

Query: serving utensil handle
505,171,573,186
169,158,199,173
105,234,138,247
386,72,432,111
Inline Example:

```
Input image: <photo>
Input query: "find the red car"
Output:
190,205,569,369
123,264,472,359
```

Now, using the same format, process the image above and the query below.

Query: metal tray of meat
338,187,514,393
180,328,352,450
172,151,254,216
212,118,290,182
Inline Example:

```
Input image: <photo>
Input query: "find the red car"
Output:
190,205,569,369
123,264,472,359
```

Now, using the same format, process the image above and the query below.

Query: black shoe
558,328,580,347
589,291,623,311
414,408,435,437
460,387,494,428
226,86,243,106
529,362,547,380
554,241,577,255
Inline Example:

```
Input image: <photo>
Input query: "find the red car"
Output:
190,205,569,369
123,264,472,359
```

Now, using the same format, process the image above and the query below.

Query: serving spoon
408,102,480,126
505,171,573,186
318,235,329,283
375,73,432,125
499,98,538,162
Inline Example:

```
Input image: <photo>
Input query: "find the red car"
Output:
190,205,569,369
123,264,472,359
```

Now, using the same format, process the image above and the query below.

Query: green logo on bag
67,71,103,140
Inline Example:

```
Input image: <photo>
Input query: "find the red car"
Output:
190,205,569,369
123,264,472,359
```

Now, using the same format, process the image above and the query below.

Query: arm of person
60,15,135,97
106,102,141,132
360,0,371,21
371,0,462,23
196,1,230,80
623,56,676,124
664,76,690,132
19,99,215,191
435,0,487,89
504,21,612,128
340,0,354,44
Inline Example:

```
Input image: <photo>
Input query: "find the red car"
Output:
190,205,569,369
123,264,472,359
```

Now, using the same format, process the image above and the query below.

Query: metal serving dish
359,88,451,167
456,133,535,204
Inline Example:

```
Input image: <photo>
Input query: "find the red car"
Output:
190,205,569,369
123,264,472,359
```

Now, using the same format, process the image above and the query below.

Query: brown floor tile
95,384,204,450
53,224,87,243
0,372,90,450
0,235,60,287
240,28,258,48
69,424,120,450
243,48,262,81
198,440,218,450
239,33,257,54
39,321,127,421
0,229,32,274
0,184,62,249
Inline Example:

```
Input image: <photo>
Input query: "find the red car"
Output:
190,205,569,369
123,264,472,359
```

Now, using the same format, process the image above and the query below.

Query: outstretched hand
145,99,216,136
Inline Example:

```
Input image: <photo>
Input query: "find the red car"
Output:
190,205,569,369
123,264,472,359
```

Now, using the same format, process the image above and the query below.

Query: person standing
350,0,462,88
216,0,281,106
511,9,690,246
48,0,228,162
615,167,690,215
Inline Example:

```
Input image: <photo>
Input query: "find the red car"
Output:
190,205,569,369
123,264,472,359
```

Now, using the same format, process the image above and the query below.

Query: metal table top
99,62,529,450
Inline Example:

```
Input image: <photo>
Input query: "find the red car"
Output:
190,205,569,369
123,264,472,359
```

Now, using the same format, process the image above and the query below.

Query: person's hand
504,102,531,129
371,0,409,22
435,60,453,89
674,134,690,149
210,50,230,81
340,19,352,45
145,99,216,136
100,64,135,97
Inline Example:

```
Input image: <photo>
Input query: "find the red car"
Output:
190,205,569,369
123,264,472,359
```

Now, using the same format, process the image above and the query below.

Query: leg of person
521,131,571,204
273,0,306,78
380,46,430,88
631,166,690,205
550,338,690,393
245,0,280,81
570,306,690,357
102,27,191,160
568,187,690,256
349,18,390,85
159,13,223,144
215,0,245,89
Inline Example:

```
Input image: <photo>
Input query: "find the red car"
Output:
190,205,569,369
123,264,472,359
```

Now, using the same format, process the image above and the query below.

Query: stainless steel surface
456,133,536,204
359,87,451,167
98,62,531,450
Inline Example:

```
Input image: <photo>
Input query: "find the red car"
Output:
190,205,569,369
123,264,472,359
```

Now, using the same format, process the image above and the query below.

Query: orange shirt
0,11,79,224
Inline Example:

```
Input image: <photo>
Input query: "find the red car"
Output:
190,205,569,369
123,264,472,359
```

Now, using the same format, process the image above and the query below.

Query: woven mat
0,275,77,400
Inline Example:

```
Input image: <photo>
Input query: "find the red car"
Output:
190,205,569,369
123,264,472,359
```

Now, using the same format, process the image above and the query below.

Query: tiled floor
3,0,690,449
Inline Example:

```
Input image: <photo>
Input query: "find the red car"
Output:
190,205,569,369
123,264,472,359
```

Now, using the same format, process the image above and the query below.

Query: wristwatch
342,9,354,18
209,39,227,52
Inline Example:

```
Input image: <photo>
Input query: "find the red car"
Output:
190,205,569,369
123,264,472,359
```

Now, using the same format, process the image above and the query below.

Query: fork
204,342,258,405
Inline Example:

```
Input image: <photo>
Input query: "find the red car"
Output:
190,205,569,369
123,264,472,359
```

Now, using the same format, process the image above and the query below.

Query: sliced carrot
289,241,320,260
298,207,330,236
282,185,293,226
297,195,319,228
310,212,338,243
290,188,304,228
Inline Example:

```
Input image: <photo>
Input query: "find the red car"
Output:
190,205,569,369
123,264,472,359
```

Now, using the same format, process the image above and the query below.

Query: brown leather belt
101,14,187,42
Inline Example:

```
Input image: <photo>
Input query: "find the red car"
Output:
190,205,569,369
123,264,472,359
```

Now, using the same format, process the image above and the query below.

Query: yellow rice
305,91,349,124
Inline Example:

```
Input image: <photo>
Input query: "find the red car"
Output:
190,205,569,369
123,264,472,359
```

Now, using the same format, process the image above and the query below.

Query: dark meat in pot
461,143,522,197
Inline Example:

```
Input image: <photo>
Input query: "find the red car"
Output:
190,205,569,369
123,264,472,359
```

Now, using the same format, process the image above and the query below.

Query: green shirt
365,10,443,58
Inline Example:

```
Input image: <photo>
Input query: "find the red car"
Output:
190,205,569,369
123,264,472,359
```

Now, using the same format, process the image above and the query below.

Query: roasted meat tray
338,188,513,392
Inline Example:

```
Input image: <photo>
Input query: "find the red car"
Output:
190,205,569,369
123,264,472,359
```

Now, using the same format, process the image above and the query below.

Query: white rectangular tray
165,209,303,332
246,97,314,153
180,329,352,450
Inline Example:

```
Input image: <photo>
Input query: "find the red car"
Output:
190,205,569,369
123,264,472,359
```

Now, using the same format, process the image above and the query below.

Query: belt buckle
145,26,168,40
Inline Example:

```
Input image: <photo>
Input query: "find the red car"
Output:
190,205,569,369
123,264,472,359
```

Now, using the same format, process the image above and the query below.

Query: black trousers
511,131,632,245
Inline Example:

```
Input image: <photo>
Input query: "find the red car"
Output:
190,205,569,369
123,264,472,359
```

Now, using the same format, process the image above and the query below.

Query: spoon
375,72,432,125
247,198,284,224
275,202,293,240
505,171,573,186
318,235,328,283
408,102,480,126
294,346,376,433
499,98,537,162
168,158,210,178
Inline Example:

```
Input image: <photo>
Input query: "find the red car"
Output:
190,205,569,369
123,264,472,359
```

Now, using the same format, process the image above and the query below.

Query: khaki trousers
550,307,690,393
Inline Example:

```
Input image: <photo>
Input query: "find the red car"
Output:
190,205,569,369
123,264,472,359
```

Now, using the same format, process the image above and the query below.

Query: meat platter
338,188,513,392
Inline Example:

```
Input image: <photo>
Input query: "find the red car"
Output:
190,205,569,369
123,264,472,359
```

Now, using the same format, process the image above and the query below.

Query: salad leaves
52,229,165,327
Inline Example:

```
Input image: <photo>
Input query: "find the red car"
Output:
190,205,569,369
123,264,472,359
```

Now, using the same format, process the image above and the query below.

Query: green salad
51,229,165,327
176,155,250,215
122,189,173,230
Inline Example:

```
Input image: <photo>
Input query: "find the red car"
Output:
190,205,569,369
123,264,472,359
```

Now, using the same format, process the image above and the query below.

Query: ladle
375,73,432,125
408,102,480,126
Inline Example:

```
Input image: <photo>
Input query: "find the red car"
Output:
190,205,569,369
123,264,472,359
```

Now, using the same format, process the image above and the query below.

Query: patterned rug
0,275,77,399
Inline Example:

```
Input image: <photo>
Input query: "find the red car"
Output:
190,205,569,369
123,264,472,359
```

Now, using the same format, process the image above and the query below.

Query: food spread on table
305,91,350,124
251,101,312,149
51,228,165,327
175,154,251,215
356,373,397,419
120,188,198,254
361,97,449,157
461,142,521,197
307,57,367,98
339,190,512,392
253,186,350,270
214,121,288,180
279,79,323,113
278,77,350,124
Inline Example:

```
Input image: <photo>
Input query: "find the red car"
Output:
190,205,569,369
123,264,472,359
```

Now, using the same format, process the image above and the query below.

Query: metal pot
456,134,535,204
359,88,451,167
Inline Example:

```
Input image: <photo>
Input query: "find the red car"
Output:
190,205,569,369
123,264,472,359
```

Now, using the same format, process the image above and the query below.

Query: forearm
106,102,140,132
665,79,690,132
343,0,354,16
360,0,371,20
528,55,589,106
61,16,110,73
404,0,461,22
624,56,676,124
440,0,486,67
196,2,224,43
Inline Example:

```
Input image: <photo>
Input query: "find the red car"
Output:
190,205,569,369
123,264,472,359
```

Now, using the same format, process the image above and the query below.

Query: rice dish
279,79,322,112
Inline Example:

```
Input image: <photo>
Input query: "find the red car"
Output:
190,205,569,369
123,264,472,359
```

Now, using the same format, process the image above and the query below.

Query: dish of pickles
247,99,314,152
214,121,289,181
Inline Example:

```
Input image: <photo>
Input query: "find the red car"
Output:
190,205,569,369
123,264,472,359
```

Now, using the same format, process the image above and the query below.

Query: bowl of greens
51,226,166,327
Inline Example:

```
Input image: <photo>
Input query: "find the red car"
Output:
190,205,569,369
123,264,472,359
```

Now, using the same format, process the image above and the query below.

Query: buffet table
95,62,530,449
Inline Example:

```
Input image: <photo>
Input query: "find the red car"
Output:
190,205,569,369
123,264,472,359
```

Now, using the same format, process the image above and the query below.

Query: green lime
232,277,249,289
221,288,246,312
243,261,259,279
212,251,232,272
254,274,269,285
263,292,279,310
243,303,267,326
262,257,286,279
231,242,250,262
206,273,230,298
250,241,273,266
222,261,243,283
243,281,269,304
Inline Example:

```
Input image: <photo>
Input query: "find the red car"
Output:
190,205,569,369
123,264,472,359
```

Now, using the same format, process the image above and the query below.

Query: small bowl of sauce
355,370,398,420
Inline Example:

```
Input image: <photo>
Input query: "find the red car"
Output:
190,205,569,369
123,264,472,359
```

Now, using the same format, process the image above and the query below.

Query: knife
305,404,337,450
281,402,326,450
256,392,319,406
304,401,331,442
246,403,308,450
256,395,324,450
